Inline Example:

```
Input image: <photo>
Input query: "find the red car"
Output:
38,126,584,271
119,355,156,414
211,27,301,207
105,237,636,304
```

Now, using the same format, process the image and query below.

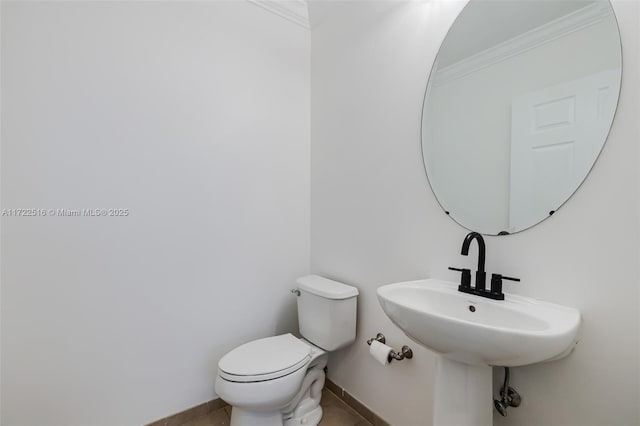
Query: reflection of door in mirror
509,70,620,231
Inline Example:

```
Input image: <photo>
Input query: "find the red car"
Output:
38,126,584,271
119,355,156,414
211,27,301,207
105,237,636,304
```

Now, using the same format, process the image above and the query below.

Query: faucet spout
451,231,516,300
461,232,485,272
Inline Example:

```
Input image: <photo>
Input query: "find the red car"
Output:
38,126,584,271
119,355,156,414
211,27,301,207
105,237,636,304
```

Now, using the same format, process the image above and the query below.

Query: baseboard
325,379,390,426
146,380,387,426
146,398,228,426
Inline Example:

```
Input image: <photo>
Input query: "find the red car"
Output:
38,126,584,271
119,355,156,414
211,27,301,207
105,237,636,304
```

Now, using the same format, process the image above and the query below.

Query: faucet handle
449,267,471,289
490,274,520,300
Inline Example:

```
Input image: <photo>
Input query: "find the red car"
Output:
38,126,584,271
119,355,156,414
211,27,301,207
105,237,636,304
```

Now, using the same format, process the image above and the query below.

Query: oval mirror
421,0,621,235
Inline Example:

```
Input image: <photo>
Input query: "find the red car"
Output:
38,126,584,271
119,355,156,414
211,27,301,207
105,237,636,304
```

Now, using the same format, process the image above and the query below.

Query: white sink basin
377,279,581,366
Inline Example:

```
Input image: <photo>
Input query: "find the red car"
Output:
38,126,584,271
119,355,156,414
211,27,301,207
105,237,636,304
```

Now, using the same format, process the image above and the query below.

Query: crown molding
248,0,310,30
433,2,614,87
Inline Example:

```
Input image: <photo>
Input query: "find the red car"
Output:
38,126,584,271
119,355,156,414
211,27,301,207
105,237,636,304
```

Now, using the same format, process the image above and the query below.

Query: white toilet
215,275,359,426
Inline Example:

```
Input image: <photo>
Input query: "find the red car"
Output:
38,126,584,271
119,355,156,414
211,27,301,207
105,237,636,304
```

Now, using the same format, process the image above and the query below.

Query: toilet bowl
215,275,359,426
215,334,328,426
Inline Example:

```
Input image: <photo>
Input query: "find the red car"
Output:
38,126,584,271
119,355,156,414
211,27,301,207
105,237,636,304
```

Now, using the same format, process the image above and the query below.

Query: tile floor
180,388,371,426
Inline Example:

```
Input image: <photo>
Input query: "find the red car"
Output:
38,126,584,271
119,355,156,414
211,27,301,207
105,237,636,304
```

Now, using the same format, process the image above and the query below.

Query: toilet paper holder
366,333,413,362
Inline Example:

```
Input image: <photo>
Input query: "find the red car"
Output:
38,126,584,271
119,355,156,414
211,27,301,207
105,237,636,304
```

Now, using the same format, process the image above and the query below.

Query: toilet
215,275,359,426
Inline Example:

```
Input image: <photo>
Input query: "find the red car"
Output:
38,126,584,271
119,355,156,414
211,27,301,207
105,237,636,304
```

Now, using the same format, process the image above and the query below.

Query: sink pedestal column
433,356,492,426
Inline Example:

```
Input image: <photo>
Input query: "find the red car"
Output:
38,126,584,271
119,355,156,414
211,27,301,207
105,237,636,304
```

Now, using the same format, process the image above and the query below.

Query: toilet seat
219,334,311,383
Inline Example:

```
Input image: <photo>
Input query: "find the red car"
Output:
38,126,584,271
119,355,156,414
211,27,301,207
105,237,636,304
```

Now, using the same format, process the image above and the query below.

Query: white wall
0,2,309,425
310,1,639,425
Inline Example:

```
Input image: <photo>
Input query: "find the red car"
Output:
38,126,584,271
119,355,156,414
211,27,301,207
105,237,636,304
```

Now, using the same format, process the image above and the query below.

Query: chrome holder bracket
366,333,413,362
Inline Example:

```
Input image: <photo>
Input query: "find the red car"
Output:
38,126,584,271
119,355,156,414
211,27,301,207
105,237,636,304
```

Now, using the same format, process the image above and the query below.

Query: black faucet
461,232,486,291
449,232,520,300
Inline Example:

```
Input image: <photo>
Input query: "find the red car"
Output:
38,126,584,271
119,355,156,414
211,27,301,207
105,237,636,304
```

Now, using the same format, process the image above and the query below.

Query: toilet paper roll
369,340,392,366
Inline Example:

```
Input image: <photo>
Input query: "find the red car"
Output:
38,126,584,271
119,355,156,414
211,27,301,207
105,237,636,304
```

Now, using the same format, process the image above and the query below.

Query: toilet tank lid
296,275,359,299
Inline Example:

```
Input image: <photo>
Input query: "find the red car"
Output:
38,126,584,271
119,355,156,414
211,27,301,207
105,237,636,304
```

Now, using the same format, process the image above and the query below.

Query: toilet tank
296,275,359,351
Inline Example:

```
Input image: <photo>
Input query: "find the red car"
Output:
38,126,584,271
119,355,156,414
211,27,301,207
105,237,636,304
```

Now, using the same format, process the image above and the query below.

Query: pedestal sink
377,279,580,426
